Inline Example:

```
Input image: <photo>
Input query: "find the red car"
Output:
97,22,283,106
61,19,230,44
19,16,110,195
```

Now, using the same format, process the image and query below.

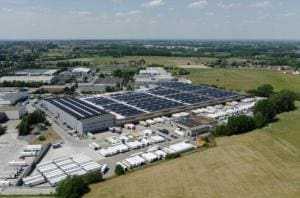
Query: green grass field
86,102,300,198
67,56,217,66
187,68,300,93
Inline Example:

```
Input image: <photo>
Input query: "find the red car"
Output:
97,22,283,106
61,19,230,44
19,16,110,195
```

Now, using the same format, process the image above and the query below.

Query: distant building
134,67,174,88
172,116,217,137
0,76,57,84
15,69,58,76
71,67,92,83
77,77,122,93
0,69,59,85
40,84,72,94
0,88,28,105
0,105,27,120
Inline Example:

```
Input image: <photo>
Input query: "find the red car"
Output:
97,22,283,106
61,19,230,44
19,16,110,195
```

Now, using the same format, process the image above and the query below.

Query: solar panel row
83,82,241,118
46,97,106,119
110,92,183,112
86,97,145,117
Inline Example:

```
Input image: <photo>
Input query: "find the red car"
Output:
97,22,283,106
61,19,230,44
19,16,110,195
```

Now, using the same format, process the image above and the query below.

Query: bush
214,115,255,136
270,90,297,113
250,84,274,97
0,125,6,136
253,112,267,128
115,164,125,176
214,124,230,136
165,153,181,160
56,176,89,198
38,135,46,141
227,115,255,135
81,171,103,184
253,99,277,122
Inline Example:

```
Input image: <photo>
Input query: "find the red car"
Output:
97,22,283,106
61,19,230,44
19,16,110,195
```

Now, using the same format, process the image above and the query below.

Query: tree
255,84,274,97
214,124,230,136
115,164,125,176
81,171,103,184
253,99,277,122
56,176,89,198
226,115,255,135
0,125,6,136
18,117,30,136
270,90,296,113
253,112,267,128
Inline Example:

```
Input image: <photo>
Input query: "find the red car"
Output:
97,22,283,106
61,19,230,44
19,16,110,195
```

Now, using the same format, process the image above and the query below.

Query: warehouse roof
45,97,110,119
0,76,55,83
72,67,91,73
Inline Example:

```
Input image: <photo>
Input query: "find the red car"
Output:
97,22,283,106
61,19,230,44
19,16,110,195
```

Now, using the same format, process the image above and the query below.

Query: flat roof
72,67,91,73
83,82,241,119
0,76,55,83
15,69,58,75
0,105,25,111
173,117,203,128
45,97,110,120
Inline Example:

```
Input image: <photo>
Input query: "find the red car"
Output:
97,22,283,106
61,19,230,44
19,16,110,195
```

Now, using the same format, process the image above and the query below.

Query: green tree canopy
115,164,125,176
56,176,89,198
253,99,277,122
270,90,297,113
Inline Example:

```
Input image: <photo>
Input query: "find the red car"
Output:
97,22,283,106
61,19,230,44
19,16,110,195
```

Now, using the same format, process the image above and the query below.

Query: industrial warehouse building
0,88,28,105
0,69,59,84
84,81,245,124
41,97,116,134
0,105,27,120
134,67,174,88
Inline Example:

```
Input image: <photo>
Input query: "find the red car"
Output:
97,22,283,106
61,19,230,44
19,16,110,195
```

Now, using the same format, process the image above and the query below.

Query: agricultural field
187,68,300,93
66,56,217,66
86,102,300,198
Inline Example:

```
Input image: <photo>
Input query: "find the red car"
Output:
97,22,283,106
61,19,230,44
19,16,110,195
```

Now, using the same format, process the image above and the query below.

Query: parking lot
35,116,193,179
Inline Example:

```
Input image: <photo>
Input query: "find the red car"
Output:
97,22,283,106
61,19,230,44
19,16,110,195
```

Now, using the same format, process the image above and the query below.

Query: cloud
142,0,165,8
188,0,208,9
205,12,214,16
282,12,297,17
77,11,92,16
250,1,271,8
1,8,13,12
115,10,140,17
218,2,240,9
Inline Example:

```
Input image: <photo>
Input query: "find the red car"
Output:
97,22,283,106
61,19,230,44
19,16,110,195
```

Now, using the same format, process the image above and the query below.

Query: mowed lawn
187,68,300,93
86,102,300,198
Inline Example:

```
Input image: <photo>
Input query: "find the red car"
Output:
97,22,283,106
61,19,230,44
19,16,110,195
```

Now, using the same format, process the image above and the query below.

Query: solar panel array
110,92,183,112
84,82,241,118
85,97,146,117
46,97,107,119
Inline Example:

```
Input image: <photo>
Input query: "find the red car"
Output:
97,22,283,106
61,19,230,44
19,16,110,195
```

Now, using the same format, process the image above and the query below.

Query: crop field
86,102,300,198
187,68,300,93
67,56,217,66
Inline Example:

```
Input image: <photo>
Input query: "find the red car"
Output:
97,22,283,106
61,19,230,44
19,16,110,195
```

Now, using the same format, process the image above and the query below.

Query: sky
0,0,299,40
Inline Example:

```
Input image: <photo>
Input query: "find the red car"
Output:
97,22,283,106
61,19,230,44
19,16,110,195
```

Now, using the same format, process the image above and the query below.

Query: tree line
214,84,297,136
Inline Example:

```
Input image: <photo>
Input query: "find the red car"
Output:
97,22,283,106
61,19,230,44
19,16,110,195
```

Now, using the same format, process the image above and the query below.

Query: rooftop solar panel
47,99,83,119
46,97,109,119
